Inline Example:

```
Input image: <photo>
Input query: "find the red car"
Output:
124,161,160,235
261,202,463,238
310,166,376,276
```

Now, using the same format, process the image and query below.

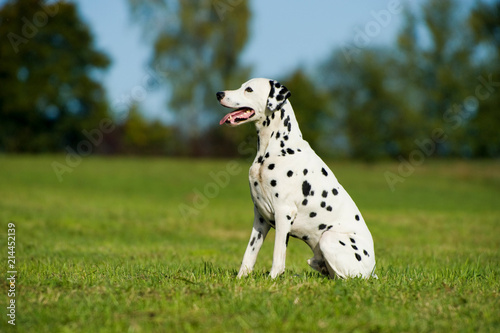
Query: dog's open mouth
219,107,255,126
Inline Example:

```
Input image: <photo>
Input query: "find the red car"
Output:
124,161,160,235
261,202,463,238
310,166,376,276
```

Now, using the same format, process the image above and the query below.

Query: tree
467,0,500,157
0,0,111,152
316,0,492,160
396,0,475,156
283,69,336,157
128,0,252,156
318,47,420,160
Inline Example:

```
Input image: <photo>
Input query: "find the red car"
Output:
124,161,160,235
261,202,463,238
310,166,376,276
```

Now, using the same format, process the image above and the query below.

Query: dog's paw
269,267,285,279
237,267,251,279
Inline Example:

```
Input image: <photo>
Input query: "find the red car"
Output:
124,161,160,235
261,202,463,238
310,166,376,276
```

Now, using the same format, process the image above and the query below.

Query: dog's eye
245,87,253,93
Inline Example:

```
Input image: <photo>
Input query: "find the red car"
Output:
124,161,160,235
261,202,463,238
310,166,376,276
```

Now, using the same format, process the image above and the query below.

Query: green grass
0,155,499,332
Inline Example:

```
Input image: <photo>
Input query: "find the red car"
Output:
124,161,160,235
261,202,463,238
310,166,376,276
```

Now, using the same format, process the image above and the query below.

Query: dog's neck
253,101,304,159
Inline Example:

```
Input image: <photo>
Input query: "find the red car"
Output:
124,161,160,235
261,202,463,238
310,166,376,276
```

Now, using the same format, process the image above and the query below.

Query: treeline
1,0,499,159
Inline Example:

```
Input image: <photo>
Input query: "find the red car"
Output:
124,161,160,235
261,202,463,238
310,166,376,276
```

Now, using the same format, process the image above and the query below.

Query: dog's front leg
269,210,293,279
237,208,271,278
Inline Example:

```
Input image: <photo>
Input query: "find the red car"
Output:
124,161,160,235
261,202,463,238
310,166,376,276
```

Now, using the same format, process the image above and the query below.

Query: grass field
0,155,499,332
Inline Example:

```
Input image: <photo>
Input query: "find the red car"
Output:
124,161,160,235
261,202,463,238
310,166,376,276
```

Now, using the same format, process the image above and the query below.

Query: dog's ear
267,80,291,111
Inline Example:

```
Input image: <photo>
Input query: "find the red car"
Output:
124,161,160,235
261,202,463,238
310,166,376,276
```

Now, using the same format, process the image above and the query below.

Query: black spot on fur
352,245,358,250
363,250,369,256
322,191,328,198
287,170,293,177
350,238,356,244
321,168,328,176
302,181,311,196
332,188,339,196
302,235,309,241
321,202,326,208
318,224,326,230
303,169,308,175
339,240,346,246
276,132,280,139
281,149,286,156
287,123,291,132
257,156,263,164
265,152,269,158
270,131,274,138
284,135,289,141
355,253,362,261
269,84,275,98
275,193,279,198
280,141,285,148
254,181,258,187
326,206,332,212
302,199,308,206
250,237,255,246
355,214,360,221
270,180,277,187
280,109,285,120
327,225,333,230
268,163,275,170
276,94,284,101
258,232,262,239
286,233,290,247
286,215,291,220
310,212,317,218
286,148,295,154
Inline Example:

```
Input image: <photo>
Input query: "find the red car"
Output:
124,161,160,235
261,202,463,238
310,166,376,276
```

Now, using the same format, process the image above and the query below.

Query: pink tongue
219,112,233,125
219,109,253,125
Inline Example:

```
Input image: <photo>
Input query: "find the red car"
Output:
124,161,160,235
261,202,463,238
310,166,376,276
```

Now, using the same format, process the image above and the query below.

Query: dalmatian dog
216,78,376,279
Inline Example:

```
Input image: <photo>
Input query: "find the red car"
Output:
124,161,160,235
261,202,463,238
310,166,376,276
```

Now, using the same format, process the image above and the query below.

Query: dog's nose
216,91,225,101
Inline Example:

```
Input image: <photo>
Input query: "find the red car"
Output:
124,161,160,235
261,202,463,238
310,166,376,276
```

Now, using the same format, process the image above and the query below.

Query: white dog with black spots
216,78,377,279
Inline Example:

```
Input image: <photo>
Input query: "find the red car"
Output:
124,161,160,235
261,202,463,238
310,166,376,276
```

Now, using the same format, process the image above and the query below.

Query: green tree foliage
319,48,420,160
397,0,475,156
467,0,500,157
0,0,110,152
128,0,252,156
282,69,335,157
317,0,500,159
116,104,176,155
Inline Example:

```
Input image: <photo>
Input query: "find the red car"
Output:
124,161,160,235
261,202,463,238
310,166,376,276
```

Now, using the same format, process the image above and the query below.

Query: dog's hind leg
307,246,329,276
319,230,376,279
237,207,271,278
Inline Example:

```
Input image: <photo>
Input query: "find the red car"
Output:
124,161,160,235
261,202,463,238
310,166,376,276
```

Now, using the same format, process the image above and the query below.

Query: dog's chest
249,160,274,216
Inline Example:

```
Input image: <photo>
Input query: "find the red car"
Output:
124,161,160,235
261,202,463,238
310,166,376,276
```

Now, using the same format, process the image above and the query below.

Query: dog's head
217,78,291,126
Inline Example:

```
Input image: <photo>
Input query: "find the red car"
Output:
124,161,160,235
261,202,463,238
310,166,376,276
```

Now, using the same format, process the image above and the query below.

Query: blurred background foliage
0,0,499,159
